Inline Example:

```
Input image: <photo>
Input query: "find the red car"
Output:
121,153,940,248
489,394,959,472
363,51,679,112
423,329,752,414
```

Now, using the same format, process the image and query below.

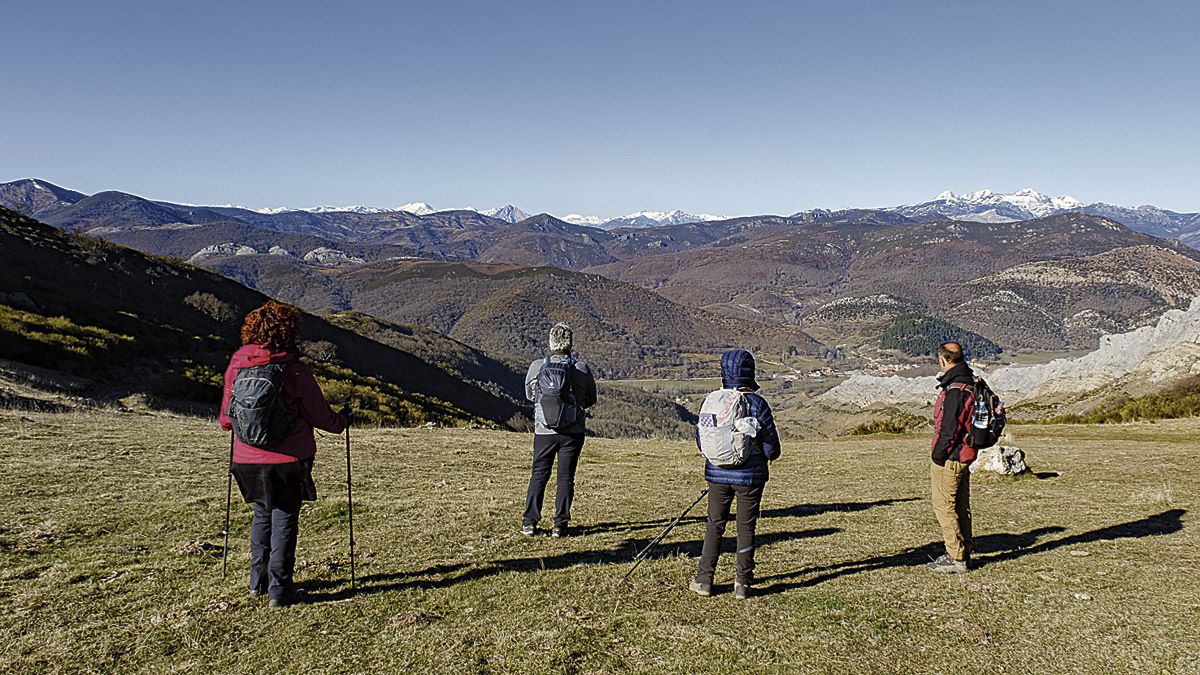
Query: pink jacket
218,344,348,464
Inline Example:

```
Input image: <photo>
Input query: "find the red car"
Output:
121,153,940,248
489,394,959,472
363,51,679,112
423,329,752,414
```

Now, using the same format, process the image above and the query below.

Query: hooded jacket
702,350,781,487
218,344,348,464
931,360,975,465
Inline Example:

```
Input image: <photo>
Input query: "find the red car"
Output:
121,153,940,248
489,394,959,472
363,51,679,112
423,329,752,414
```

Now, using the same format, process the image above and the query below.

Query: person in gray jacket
522,322,597,538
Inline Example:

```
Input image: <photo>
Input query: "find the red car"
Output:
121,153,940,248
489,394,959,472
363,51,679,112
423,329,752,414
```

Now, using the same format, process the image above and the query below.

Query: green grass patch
0,303,136,369
313,362,487,428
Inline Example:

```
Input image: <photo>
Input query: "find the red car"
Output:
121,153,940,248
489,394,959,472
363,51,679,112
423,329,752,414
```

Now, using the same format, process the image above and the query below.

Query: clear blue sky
4,1,1198,215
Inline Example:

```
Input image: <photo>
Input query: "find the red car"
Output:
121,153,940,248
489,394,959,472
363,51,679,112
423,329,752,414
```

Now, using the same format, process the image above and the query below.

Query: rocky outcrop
302,247,365,266
824,297,1200,406
188,242,257,263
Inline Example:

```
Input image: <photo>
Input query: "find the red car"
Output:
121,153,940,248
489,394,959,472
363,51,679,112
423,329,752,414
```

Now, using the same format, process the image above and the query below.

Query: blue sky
4,1,1198,215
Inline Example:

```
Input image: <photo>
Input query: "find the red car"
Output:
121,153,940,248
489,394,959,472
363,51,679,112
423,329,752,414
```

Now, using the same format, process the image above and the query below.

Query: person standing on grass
219,300,350,607
927,341,975,574
522,322,597,538
689,349,781,600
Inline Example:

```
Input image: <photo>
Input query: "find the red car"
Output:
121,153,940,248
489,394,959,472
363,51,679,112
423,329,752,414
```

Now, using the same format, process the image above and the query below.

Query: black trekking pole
618,487,709,587
344,422,356,592
221,431,234,578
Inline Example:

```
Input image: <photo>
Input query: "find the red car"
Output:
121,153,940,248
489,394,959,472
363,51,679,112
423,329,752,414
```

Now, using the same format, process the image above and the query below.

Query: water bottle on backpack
972,397,990,430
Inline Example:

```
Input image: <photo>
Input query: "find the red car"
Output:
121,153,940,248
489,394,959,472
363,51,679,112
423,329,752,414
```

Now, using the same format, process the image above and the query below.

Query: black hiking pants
249,500,301,601
523,432,584,528
696,482,764,585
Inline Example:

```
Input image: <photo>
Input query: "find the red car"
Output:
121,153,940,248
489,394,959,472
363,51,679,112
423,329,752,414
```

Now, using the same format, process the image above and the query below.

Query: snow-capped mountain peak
303,205,391,214
564,209,728,229
396,202,435,215
480,205,532,223
248,202,435,215
894,188,1086,222
561,214,608,226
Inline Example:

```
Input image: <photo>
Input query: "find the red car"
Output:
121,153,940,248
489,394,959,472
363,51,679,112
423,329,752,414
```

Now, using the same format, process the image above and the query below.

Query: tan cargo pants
931,459,972,561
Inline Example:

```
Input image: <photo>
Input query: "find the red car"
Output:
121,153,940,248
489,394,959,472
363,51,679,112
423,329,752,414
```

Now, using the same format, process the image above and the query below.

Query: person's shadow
296,496,921,602
755,509,1186,596
574,496,920,536
298,526,842,602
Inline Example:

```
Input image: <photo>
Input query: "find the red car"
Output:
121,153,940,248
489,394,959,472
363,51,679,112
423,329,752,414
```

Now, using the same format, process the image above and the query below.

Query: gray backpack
228,361,295,447
697,389,759,467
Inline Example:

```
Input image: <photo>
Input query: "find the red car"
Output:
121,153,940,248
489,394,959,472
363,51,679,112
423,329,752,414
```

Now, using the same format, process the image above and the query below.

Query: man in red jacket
927,342,975,574
219,301,348,606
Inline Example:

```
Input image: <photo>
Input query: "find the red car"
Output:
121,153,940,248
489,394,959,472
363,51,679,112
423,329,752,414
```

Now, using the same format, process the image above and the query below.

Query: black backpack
228,361,296,447
536,356,579,430
964,376,1006,451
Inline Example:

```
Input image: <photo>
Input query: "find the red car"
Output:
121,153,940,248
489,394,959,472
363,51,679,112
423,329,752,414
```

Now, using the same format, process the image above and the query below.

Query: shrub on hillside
183,292,234,324
301,340,340,363
846,409,930,436
1044,377,1200,424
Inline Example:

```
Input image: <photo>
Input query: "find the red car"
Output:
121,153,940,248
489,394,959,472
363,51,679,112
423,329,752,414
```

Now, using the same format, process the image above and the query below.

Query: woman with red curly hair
218,300,348,608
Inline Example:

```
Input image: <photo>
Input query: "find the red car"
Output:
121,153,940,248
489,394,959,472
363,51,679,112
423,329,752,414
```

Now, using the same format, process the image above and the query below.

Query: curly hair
240,300,302,352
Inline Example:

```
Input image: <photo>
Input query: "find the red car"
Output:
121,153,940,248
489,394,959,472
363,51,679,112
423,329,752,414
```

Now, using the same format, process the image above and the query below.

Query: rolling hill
198,256,822,378
589,214,1200,353
0,207,526,427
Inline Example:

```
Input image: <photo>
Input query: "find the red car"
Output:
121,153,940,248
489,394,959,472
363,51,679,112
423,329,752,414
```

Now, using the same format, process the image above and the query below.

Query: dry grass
0,410,1196,673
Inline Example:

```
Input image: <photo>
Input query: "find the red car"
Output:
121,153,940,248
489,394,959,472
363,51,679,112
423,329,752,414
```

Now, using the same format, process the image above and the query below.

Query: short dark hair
938,342,964,364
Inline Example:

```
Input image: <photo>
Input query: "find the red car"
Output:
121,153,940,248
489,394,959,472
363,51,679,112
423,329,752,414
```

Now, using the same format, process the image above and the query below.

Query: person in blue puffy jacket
689,349,781,600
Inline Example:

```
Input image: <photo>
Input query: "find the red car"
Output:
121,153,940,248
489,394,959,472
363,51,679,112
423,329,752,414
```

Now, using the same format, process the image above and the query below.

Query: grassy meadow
0,410,1196,673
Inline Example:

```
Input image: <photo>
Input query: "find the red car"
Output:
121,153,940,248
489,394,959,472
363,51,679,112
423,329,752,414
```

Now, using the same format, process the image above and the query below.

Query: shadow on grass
574,496,920,536
760,497,921,519
756,509,1186,595
297,527,841,602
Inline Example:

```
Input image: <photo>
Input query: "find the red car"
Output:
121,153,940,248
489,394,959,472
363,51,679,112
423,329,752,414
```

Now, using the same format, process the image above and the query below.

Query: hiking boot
250,588,266,599
734,581,751,600
688,579,712,597
926,554,969,574
521,524,537,537
269,588,307,608
551,524,568,539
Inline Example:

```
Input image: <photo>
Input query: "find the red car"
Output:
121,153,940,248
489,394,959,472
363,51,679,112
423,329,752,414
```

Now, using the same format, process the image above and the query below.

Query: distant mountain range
4,177,1200,365
5,178,1197,243
881,188,1200,243
563,210,728,229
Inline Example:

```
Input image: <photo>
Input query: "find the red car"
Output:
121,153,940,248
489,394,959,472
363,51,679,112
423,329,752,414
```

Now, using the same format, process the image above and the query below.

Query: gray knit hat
548,322,573,353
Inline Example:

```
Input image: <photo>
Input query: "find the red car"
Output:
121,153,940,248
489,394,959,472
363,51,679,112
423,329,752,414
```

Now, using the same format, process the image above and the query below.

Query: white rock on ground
971,445,1028,475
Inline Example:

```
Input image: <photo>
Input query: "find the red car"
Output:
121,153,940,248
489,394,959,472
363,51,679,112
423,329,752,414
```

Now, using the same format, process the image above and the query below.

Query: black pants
250,501,301,600
523,433,584,527
696,482,764,585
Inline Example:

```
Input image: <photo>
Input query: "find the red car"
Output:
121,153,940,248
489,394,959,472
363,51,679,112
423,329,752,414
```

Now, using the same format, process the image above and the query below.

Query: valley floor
0,411,1196,673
